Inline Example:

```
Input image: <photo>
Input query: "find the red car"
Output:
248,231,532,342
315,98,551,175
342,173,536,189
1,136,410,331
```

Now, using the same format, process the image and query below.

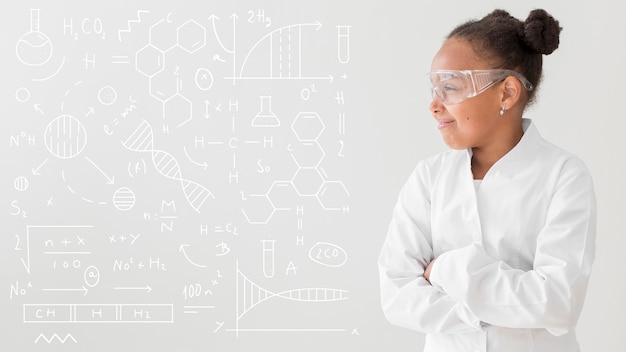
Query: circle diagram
195,68,214,90
84,266,101,287
14,176,29,191
44,115,87,159
98,86,117,105
113,187,136,211
15,87,30,103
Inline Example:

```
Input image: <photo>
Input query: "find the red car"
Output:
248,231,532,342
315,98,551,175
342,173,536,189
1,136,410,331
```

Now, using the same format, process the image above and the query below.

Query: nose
429,92,445,117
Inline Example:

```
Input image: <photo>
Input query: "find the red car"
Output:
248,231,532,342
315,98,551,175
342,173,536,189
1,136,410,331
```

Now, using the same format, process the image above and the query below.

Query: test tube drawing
337,26,351,64
261,240,276,278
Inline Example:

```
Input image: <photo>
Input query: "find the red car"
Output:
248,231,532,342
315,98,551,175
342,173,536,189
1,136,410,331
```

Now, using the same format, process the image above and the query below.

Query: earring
499,103,507,116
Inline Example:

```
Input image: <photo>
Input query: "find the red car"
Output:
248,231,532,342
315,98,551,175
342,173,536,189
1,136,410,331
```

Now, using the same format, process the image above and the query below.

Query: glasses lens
430,71,466,105
431,86,443,101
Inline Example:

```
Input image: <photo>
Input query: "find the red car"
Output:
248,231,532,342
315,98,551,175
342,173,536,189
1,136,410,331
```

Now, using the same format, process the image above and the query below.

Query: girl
378,9,596,352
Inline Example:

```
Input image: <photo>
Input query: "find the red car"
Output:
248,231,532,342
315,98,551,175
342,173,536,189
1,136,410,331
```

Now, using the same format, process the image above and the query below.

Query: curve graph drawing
232,261,348,336
229,21,333,82
122,120,214,212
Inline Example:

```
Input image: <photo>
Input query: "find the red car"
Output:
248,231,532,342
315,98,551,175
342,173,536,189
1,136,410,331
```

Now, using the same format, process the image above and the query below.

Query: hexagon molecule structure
150,70,178,102
177,20,206,54
135,44,164,78
241,195,276,224
290,141,325,168
164,94,192,127
149,19,178,52
267,181,299,210
292,168,325,196
292,112,325,141
317,181,350,211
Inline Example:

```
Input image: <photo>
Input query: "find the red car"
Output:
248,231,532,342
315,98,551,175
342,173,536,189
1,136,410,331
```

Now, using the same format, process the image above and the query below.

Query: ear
500,76,523,110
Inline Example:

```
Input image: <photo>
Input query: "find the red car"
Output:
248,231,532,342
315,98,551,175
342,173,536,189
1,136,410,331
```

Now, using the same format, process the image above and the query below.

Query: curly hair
448,9,562,106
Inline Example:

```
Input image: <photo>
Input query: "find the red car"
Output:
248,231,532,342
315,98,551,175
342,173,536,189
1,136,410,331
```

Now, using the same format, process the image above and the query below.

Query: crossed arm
379,161,596,335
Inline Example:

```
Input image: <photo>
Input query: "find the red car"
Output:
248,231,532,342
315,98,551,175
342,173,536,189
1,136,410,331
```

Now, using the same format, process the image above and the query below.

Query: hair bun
522,9,562,55
489,9,514,19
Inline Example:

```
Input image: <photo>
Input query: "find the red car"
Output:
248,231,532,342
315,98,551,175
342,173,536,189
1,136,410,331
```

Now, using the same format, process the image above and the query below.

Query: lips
437,119,455,129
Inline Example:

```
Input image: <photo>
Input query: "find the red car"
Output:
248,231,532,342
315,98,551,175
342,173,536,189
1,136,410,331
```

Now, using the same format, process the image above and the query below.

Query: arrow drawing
184,146,208,170
32,158,49,175
180,244,207,268
84,156,115,184
113,285,152,293
42,285,88,296
208,14,235,54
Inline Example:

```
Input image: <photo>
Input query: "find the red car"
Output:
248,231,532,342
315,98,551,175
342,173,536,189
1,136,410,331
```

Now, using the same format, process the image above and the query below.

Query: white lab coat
378,119,596,351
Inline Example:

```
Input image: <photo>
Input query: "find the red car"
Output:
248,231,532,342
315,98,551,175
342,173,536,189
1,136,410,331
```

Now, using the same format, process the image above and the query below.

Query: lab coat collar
464,118,542,178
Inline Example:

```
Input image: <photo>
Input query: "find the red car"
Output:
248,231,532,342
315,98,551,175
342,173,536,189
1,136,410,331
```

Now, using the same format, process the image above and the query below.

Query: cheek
450,105,482,125
460,116,480,131
455,112,485,134
463,115,481,124
448,107,476,124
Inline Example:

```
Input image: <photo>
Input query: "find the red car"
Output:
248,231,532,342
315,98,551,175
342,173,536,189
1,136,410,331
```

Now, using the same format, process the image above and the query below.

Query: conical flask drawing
251,96,280,127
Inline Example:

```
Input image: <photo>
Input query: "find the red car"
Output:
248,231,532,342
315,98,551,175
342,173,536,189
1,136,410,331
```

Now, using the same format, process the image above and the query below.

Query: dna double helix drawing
122,120,214,212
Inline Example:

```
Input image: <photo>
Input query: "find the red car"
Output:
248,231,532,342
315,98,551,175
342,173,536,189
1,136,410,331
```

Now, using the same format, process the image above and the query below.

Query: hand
424,258,436,283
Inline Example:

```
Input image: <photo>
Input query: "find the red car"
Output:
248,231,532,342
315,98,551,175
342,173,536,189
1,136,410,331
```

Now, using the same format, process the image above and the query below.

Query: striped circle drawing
44,114,87,159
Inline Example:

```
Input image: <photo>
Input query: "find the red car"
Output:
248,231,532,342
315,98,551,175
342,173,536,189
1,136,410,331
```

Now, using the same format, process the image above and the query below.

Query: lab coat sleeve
428,158,596,335
378,164,483,334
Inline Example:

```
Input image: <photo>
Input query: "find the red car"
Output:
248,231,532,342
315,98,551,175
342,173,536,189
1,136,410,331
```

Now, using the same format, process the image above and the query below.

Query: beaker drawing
252,96,280,127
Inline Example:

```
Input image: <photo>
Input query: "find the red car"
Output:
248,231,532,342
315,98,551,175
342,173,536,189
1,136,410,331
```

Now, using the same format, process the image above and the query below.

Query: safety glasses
429,69,534,105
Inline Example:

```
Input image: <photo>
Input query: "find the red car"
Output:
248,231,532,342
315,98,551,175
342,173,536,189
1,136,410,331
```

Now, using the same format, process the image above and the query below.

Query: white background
2,1,624,351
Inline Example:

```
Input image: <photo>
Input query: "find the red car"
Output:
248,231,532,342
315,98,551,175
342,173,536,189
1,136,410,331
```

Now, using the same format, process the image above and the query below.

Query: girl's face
429,38,506,150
